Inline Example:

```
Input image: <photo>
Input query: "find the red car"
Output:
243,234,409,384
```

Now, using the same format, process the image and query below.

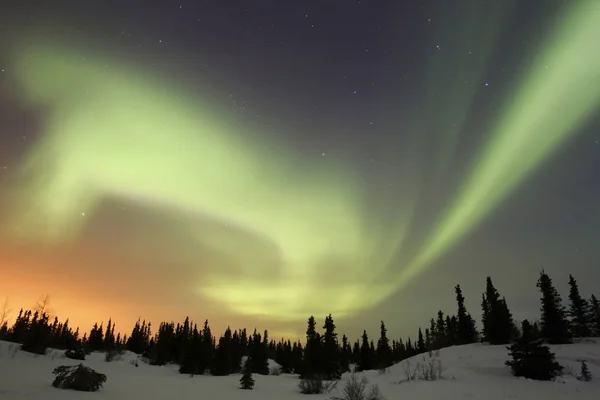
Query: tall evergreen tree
588,295,600,336
301,316,323,378
247,329,269,375
417,328,425,354
455,285,478,344
88,322,104,351
376,321,393,369
152,322,175,366
321,315,341,379
210,327,233,375
351,340,360,366
434,311,447,349
231,328,247,373
481,277,514,344
292,341,304,374
567,275,591,337
179,324,202,375
357,330,373,371
21,311,51,354
537,270,571,344
405,337,414,357
104,319,115,350
428,318,437,349
340,334,351,372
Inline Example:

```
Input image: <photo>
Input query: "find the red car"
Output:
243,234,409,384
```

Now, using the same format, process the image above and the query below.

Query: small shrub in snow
105,348,124,362
417,356,445,381
65,346,86,361
562,363,574,377
577,360,592,382
399,356,445,383
9,344,19,359
401,360,417,382
330,374,385,400
299,375,338,395
270,366,282,375
52,364,107,392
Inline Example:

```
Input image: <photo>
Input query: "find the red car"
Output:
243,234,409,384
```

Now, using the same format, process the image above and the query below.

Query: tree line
1,270,598,379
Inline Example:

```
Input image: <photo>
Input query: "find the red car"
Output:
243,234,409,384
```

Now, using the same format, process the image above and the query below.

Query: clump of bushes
399,355,446,383
105,348,125,362
331,374,384,400
64,345,86,361
51,364,107,392
298,374,338,395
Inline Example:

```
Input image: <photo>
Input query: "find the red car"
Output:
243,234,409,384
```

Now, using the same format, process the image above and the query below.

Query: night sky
0,0,599,340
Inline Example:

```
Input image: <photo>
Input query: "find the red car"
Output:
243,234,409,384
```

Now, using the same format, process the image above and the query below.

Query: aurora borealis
1,0,599,339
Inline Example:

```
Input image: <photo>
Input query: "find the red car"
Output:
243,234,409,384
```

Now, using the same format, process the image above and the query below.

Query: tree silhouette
537,270,571,344
506,320,563,381
567,275,591,337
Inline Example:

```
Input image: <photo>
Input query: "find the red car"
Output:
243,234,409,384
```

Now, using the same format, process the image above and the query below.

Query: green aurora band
4,34,400,321
391,0,600,289
2,0,600,321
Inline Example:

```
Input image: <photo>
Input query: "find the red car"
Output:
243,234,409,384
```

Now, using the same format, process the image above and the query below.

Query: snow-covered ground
0,339,599,399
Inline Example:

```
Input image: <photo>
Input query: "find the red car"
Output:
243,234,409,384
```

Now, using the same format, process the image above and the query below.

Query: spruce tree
428,318,437,349
153,322,175,366
506,320,563,381
340,334,351,372
21,311,52,354
198,320,214,373
376,321,393,369
445,315,458,345
210,327,233,375
417,328,425,354
292,341,304,374
589,295,600,336
567,275,591,337
302,316,322,378
481,277,514,344
352,340,360,366
537,270,571,344
357,330,373,371
578,360,592,382
248,329,269,375
104,319,115,351
321,315,341,379
230,329,244,373
434,311,447,349
455,285,478,344
239,358,255,389
405,337,414,357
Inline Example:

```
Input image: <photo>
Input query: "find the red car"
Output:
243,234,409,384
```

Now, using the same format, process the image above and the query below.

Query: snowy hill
1,339,599,399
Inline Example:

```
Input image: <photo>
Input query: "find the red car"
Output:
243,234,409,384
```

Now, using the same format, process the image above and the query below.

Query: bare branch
0,296,10,327
34,293,54,317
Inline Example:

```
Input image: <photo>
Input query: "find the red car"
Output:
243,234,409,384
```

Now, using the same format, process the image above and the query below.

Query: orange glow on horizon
0,242,302,341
